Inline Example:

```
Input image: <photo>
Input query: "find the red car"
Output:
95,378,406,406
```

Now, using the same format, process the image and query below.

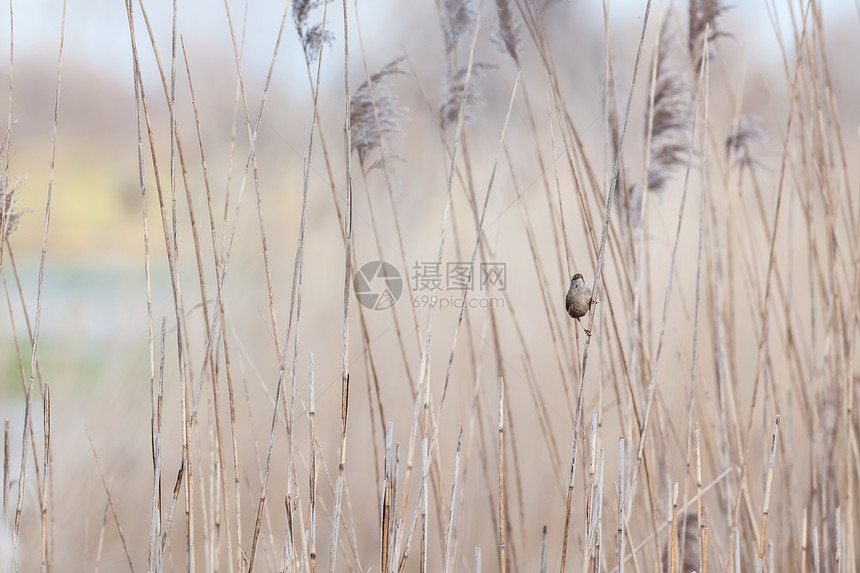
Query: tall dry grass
0,0,858,571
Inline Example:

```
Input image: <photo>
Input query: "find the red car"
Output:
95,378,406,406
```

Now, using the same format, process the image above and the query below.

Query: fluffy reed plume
1,177,27,241
492,0,521,62
293,0,333,62
662,510,700,573
688,0,730,65
725,115,766,168
439,63,494,128
647,20,692,192
350,57,408,169
440,0,475,54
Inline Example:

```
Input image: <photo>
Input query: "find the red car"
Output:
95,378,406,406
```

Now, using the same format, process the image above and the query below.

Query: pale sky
4,0,858,92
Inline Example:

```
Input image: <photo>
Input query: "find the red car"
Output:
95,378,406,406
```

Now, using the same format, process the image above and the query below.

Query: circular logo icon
354,261,403,310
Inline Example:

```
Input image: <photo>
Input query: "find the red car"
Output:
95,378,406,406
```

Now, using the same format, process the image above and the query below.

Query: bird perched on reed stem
566,273,597,336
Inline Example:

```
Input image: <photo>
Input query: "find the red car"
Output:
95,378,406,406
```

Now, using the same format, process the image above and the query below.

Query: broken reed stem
442,427,463,573
756,415,780,569
420,437,428,573
669,482,679,573
150,317,167,570
309,353,317,573
11,382,32,571
617,437,625,573
801,507,808,573
595,450,605,571
733,529,740,573
3,420,8,518
696,425,704,573
382,423,393,573
498,378,507,573
39,385,50,570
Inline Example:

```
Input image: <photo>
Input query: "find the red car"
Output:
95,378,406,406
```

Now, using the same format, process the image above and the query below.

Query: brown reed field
1,0,859,571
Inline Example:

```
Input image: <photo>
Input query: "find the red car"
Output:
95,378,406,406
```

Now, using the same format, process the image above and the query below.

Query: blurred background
1,0,859,570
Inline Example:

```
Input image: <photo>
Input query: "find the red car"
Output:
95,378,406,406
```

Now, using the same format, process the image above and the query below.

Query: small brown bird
566,273,596,336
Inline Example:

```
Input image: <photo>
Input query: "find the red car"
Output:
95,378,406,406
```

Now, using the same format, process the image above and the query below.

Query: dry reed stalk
221,5,285,365
626,25,707,527
351,37,420,395
124,2,193,557
695,426,704,572
121,2,159,568
595,450,605,571
136,19,232,552
353,0,424,358
558,5,654,570
309,354,317,573
441,427,463,573
423,67,521,572
23,3,68,568
329,0,354,568
180,36,239,572
618,437,626,573
756,416,780,571
199,0,295,568
222,1,248,221
11,382,31,571
668,483,679,573
539,525,547,573
588,411,598,545
732,529,739,573
420,438,428,573
150,317,167,570
247,358,290,573
436,70,520,410
812,524,820,573
40,383,54,571
394,331,432,573
3,419,8,517
87,436,135,572
1,267,49,560
730,1,812,540
273,1,330,564
94,490,110,573
507,157,576,413
404,0,491,557
801,506,808,573
678,31,709,572
498,378,506,573
381,423,394,572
